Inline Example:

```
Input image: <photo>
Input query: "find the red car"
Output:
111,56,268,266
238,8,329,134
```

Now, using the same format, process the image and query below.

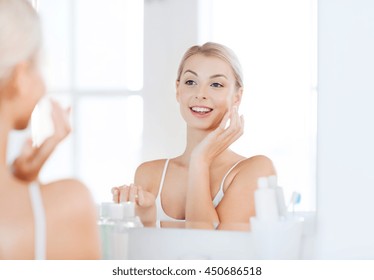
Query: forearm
185,160,219,223
136,204,156,224
34,135,61,163
12,136,59,182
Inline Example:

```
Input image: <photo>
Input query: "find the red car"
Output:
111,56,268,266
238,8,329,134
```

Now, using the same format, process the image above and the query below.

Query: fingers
137,186,145,206
218,106,244,141
111,187,120,203
112,184,155,209
128,184,138,203
19,138,35,159
111,185,129,203
49,99,71,141
218,110,231,130
112,184,142,204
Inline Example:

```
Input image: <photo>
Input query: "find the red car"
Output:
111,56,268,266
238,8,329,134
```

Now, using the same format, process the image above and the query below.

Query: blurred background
9,0,374,259
9,0,317,210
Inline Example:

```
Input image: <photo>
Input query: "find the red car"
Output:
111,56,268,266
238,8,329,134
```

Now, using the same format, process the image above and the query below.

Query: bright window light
204,0,317,211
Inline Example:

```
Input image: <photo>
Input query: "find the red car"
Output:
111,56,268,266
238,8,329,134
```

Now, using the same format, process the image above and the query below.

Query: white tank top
155,159,244,221
28,182,46,260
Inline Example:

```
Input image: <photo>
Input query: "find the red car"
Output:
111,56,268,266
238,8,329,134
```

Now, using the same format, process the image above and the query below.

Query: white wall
142,0,200,161
316,0,374,258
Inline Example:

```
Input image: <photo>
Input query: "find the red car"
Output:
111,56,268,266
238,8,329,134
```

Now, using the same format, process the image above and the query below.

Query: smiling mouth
190,106,213,114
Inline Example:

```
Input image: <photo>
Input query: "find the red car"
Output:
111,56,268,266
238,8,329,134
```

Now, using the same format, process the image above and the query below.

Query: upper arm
134,160,165,196
216,155,276,223
43,179,100,259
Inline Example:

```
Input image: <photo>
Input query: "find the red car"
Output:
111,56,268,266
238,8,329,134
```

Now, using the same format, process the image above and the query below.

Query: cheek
20,73,45,128
35,73,45,98
214,93,232,109
223,89,239,107
177,88,192,105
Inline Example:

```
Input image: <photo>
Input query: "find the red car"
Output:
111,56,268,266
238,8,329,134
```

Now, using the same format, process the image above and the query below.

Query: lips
190,106,213,115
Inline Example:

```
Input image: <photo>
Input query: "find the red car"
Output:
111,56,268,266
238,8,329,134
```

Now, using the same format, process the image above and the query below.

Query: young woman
0,0,100,259
113,42,276,226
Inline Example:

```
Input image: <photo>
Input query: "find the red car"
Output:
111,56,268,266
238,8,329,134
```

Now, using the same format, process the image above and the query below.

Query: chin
188,120,219,131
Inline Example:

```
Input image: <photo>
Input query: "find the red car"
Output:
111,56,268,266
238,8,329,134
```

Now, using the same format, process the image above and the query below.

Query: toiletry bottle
268,175,287,217
119,201,143,228
112,202,143,259
98,202,143,259
97,202,123,259
254,177,279,223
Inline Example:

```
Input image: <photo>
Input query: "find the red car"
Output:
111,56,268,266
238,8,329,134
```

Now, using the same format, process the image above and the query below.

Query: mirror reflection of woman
0,0,100,259
113,42,276,227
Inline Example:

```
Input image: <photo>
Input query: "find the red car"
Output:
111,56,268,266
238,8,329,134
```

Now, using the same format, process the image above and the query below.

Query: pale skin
0,58,100,259
113,54,276,227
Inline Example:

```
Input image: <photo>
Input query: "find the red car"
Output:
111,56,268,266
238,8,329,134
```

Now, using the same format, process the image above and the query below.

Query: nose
194,86,207,100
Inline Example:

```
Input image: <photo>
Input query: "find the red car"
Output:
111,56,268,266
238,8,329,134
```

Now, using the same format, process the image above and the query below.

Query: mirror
26,0,316,221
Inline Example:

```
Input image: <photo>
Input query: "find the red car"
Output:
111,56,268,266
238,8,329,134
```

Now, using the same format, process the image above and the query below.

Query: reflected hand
11,99,71,182
111,184,155,208
191,106,244,163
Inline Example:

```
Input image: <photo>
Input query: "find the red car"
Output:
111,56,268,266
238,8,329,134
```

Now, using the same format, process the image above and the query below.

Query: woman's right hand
111,184,155,208
12,100,71,182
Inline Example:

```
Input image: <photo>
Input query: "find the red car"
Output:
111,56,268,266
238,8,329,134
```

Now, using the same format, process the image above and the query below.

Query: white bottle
254,177,279,222
268,175,287,217
98,202,143,259
112,202,143,259
97,202,121,260
118,202,143,228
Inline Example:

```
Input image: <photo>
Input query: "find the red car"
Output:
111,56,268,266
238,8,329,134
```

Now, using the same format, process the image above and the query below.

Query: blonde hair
0,0,41,84
176,42,243,88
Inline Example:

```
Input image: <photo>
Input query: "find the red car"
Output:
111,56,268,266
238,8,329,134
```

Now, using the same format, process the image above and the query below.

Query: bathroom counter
125,212,316,260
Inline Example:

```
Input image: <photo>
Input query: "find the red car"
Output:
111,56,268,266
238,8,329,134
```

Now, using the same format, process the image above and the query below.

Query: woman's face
176,54,242,131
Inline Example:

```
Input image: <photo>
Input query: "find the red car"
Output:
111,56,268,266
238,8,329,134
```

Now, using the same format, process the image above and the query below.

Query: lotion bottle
268,175,287,217
254,177,279,222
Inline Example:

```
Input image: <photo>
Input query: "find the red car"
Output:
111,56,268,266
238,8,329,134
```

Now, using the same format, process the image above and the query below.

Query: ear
175,80,181,103
233,87,243,106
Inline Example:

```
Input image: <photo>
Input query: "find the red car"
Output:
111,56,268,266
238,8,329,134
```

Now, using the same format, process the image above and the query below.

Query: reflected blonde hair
0,0,41,85
176,42,243,88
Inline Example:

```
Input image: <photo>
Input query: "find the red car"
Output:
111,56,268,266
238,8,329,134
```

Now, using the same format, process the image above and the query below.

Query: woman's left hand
11,99,71,182
191,106,244,164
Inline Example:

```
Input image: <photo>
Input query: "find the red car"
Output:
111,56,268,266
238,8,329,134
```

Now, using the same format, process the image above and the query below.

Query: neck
178,126,233,166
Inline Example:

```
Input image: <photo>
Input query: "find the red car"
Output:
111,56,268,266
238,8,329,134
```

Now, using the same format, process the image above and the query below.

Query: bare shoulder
41,178,93,208
234,155,276,183
41,178,96,224
217,155,277,223
41,179,100,259
134,159,168,194
240,155,276,172
135,159,167,175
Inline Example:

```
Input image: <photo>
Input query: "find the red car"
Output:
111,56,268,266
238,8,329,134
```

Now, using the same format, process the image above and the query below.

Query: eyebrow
183,69,228,80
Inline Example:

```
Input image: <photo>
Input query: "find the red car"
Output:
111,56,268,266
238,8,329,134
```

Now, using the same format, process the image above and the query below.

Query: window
200,0,317,210
34,0,144,202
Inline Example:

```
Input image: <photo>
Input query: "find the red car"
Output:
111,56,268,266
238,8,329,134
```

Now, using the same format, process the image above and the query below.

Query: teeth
191,106,212,113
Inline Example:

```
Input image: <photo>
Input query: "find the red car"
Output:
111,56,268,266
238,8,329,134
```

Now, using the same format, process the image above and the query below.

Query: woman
113,42,276,226
0,0,100,259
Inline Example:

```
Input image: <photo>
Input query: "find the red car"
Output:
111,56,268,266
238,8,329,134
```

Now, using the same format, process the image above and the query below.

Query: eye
211,82,223,88
185,80,196,86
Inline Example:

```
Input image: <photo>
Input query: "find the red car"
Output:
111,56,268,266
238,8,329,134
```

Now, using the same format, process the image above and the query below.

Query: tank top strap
213,159,246,207
158,158,170,197
28,182,46,260
155,159,181,221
